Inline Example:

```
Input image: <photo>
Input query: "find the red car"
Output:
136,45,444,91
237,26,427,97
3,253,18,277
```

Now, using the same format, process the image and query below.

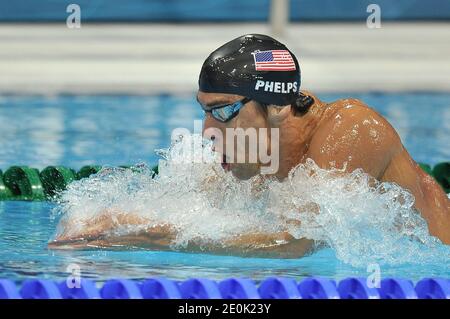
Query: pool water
0,93,449,169
0,93,449,283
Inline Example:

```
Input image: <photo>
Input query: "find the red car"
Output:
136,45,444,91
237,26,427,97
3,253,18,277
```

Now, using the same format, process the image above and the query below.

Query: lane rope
0,162,447,201
0,276,448,299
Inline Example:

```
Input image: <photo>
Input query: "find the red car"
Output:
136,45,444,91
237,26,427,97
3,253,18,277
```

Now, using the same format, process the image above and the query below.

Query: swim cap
199,34,301,106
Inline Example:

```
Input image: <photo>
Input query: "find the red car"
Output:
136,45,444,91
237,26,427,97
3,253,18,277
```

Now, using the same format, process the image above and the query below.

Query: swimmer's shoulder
310,94,400,141
329,96,400,140
306,94,403,165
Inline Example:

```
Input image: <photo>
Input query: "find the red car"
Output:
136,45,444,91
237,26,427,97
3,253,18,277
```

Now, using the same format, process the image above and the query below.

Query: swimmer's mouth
221,154,231,171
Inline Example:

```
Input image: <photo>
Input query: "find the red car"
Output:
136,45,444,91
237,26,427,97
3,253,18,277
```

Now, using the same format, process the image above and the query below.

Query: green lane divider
78,165,103,179
151,164,159,176
0,162,447,201
0,170,13,200
432,162,450,193
3,166,45,201
40,166,77,198
418,163,432,176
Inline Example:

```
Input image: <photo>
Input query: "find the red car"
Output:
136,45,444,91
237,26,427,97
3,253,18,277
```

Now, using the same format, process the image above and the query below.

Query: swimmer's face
197,91,269,179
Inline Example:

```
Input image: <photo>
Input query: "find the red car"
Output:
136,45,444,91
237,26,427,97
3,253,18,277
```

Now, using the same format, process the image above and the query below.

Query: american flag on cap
253,50,296,71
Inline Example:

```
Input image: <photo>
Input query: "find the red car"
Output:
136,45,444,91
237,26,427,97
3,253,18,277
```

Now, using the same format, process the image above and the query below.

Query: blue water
0,93,449,283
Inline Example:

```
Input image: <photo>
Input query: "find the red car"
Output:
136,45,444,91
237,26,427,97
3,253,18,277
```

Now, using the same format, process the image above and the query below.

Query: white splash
53,134,450,267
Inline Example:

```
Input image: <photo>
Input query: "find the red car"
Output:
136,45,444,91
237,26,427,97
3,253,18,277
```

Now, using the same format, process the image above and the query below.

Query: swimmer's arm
48,212,314,258
209,233,314,258
48,212,176,249
308,102,450,244
381,148,450,244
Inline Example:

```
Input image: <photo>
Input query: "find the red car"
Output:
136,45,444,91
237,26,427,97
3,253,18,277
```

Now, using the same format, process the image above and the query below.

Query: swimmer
49,34,450,256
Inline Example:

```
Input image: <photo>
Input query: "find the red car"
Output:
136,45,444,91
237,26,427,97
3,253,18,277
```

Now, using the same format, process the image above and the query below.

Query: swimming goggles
202,97,252,123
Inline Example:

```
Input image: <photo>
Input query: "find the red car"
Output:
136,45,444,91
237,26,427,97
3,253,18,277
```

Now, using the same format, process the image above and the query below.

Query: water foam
53,133,450,267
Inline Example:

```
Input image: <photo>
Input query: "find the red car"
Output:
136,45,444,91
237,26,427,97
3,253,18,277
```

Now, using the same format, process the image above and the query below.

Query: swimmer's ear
291,93,314,116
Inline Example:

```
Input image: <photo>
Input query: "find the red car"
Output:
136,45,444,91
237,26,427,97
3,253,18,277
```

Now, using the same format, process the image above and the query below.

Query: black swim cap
199,34,301,106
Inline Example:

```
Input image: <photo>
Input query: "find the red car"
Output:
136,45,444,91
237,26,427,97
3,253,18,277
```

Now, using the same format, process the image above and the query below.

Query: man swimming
49,34,450,255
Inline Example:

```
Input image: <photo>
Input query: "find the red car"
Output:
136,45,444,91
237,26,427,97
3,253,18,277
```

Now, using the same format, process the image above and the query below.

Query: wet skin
49,91,450,257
